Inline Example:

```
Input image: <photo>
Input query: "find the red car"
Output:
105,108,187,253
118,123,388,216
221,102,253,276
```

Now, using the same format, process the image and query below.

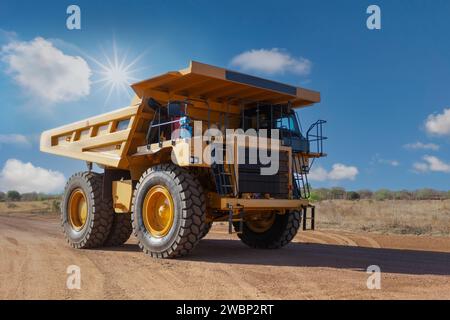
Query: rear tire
104,213,132,246
61,172,113,249
235,211,301,249
132,164,206,258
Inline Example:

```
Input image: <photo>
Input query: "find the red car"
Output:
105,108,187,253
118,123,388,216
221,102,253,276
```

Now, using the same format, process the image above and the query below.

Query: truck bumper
208,194,309,211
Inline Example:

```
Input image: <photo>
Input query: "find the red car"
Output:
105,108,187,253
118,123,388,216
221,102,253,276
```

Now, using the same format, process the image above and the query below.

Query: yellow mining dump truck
40,61,326,258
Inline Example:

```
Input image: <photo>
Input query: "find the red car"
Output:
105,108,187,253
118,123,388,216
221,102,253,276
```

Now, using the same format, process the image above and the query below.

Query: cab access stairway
210,143,244,234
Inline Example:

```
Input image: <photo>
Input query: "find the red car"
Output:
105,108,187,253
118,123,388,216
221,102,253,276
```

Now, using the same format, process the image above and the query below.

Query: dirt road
1,212,449,300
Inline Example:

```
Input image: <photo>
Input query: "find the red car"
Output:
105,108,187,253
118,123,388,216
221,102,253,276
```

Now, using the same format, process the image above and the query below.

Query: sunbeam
88,40,147,105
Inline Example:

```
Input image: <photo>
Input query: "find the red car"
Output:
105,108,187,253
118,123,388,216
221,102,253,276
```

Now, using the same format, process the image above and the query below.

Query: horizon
2,185,450,196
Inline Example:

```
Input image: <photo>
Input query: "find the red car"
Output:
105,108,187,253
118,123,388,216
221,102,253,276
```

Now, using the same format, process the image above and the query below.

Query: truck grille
238,150,289,198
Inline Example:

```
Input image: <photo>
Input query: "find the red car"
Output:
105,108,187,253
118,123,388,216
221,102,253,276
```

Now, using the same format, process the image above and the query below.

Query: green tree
330,187,346,200
346,191,361,200
309,191,321,201
0,191,5,202
357,189,373,199
394,190,413,200
6,190,21,201
414,188,439,200
21,192,39,201
314,188,332,200
374,189,393,201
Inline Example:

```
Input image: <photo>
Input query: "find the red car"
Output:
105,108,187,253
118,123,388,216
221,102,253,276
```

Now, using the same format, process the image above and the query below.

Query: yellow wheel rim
68,188,88,231
246,213,276,233
143,185,174,237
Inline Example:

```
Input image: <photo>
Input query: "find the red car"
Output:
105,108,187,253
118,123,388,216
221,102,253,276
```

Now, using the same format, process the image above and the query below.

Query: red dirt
1,212,449,299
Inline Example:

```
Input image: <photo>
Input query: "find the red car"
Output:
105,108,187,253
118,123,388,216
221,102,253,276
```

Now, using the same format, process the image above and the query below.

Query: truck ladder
211,143,238,197
302,205,315,230
292,154,310,199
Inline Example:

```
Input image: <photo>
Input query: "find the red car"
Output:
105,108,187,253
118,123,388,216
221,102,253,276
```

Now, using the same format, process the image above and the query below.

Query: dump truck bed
40,102,150,168
132,61,320,108
40,61,321,169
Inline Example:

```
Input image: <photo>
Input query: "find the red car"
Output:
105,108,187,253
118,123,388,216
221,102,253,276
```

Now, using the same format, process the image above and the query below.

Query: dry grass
2,199,449,236
315,199,450,236
0,200,58,214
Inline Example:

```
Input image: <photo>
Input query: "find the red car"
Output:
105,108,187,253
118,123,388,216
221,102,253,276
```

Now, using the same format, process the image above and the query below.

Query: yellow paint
208,193,309,210
112,180,133,213
68,188,88,230
142,185,174,237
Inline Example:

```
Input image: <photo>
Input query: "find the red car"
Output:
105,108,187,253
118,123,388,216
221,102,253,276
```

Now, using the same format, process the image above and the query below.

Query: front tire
61,172,113,249
199,222,213,239
235,211,301,249
132,164,206,258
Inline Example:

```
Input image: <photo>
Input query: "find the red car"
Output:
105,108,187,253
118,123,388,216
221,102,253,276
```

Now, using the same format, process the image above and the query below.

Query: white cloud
1,37,91,104
0,159,65,193
230,48,311,75
371,154,400,167
412,162,428,173
403,142,440,151
308,166,329,181
425,108,450,136
328,164,359,180
309,163,359,181
413,155,450,174
0,134,30,147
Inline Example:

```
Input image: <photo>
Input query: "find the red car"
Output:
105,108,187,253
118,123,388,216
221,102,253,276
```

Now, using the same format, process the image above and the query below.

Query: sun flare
89,40,146,103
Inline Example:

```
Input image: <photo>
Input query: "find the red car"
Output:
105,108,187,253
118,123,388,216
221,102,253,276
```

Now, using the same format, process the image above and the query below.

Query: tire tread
131,164,205,258
62,172,113,249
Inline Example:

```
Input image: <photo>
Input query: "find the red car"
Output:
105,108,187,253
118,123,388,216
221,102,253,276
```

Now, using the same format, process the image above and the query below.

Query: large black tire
61,172,113,249
132,164,206,258
104,213,133,246
235,211,301,249
199,222,213,239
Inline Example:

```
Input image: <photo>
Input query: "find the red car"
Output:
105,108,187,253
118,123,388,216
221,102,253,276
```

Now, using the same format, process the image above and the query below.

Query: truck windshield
274,112,302,138
241,105,304,140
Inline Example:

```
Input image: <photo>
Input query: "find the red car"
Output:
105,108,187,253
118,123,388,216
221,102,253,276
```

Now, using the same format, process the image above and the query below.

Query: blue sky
1,0,450,193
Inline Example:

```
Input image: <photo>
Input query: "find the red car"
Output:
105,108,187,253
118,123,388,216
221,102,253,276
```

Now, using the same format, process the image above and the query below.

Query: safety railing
306,120,327,155
145,99,193,147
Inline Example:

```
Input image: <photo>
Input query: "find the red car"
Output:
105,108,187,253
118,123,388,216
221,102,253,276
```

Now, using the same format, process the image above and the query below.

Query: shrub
51,200,61,213
329,187,346,200
357,189,373,199
6,190,21,201
393,190,413,200
21,192,39,201
414,188,442,200
374,189,393,201
346,191,361,200
309,188,331,201
309,191,321,201
6,202,18,209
